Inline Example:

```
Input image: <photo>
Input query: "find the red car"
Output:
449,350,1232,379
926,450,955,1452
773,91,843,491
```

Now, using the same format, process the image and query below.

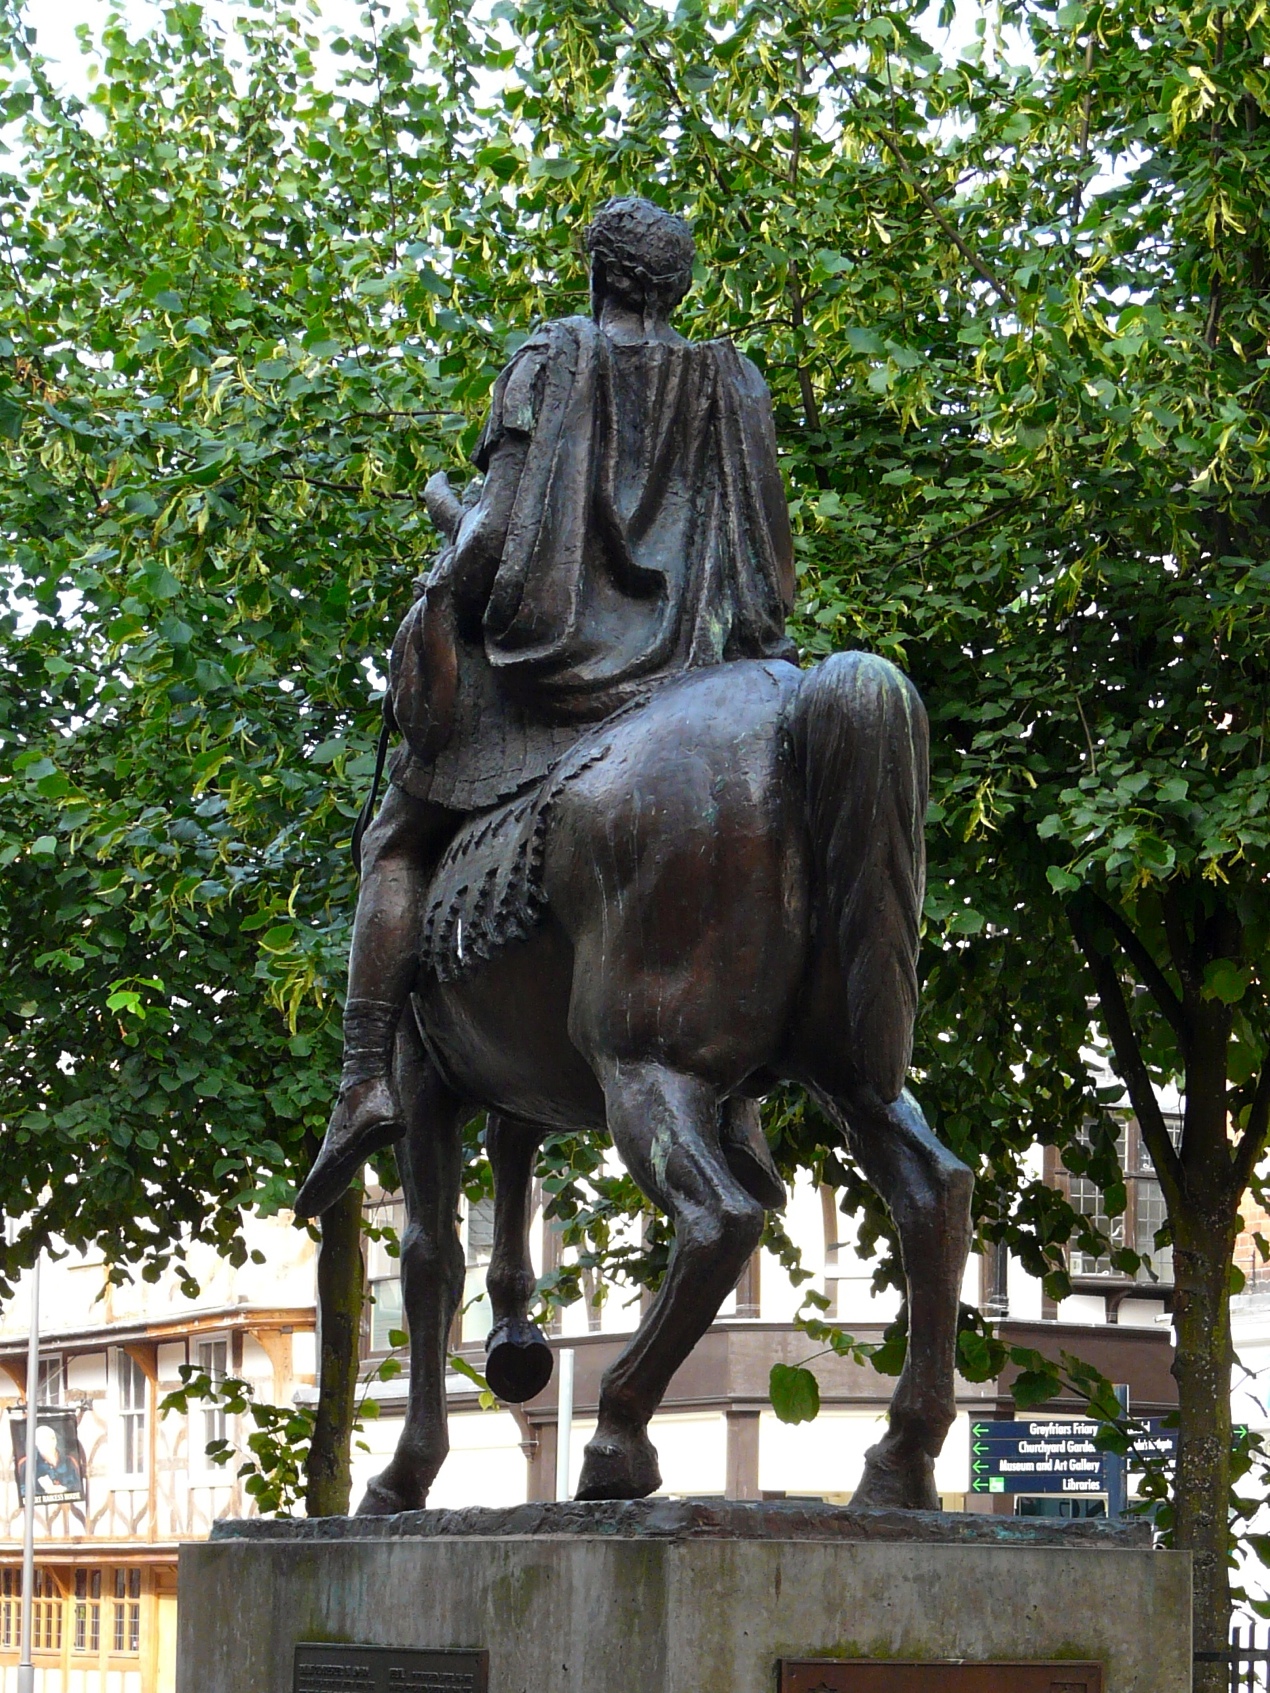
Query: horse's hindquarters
543,660,810,1089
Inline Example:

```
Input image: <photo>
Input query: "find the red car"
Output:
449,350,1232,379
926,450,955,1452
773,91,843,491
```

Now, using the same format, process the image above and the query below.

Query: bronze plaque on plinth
294,1643,488,1693
778,1664,1102,1693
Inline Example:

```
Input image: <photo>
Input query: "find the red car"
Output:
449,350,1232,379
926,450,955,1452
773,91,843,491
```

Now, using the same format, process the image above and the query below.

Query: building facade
0,1135,1198,1692
0,1219,315,1693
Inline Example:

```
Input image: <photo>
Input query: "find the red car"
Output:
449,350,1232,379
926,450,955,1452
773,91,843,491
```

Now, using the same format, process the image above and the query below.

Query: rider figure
298,196,797,1216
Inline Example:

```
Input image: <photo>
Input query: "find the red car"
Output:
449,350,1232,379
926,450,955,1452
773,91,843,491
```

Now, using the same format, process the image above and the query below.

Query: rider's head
585,197,695,325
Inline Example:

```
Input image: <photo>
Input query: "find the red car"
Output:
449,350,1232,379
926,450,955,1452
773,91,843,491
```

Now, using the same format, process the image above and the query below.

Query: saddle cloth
420,725,618,984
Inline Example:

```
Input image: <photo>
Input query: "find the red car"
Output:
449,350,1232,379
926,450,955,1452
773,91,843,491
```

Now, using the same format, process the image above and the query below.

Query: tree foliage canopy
2,0,1268,1647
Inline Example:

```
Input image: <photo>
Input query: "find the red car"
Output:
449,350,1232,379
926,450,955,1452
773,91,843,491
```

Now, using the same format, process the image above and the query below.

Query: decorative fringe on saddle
420,735,615,984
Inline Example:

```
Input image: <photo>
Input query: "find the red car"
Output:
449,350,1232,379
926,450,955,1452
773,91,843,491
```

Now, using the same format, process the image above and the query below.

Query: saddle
419,726,617,984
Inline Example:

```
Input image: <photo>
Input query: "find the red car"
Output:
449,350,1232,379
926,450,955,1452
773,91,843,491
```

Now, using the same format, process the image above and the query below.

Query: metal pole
555,1347,575,1503
18,1251,40,1693
1106,1382,1129,1520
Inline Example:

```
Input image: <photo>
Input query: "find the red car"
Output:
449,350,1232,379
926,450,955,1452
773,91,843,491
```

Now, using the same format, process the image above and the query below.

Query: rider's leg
294,783,456,1219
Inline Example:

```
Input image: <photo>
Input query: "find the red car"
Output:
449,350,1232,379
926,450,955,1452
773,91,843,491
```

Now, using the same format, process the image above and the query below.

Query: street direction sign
967,1417,1179,1496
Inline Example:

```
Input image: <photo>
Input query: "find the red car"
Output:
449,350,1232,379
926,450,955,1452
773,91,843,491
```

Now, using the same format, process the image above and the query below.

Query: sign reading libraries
968,1418,1178,1496
293,1644,489,1693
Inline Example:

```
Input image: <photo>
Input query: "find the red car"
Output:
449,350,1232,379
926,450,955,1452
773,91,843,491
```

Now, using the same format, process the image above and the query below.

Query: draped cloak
392,315,797,812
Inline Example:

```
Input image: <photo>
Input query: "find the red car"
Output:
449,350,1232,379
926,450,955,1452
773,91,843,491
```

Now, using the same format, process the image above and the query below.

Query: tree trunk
1171,1200,1236,1693
305,1184,365,1517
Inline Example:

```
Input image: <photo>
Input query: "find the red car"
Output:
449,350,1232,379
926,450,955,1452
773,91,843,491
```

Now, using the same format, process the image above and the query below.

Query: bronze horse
337,649,973,1515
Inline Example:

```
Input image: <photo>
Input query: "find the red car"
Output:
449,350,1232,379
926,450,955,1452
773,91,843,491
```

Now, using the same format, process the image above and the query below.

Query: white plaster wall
759,1409,887,1497
1058,1293,1107,1325
1006,1250,1045,1320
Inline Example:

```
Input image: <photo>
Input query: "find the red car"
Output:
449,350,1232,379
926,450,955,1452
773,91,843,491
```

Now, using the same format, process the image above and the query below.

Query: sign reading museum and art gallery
968,1418,1179,1496
293,1644,489,1693
10,1406,87,1505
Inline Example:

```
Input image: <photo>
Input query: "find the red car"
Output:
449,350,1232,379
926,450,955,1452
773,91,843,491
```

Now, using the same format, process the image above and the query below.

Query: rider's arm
448,433,530,637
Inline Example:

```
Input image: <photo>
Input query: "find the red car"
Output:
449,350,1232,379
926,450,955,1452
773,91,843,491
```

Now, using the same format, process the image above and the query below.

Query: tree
1,0,1267,1653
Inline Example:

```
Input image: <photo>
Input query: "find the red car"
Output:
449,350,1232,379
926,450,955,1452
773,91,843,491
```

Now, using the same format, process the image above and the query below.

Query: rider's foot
294,1075,404,1219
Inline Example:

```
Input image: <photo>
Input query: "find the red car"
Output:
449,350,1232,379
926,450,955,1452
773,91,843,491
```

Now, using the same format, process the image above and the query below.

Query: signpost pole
555,1348,575,1503
18,1251,40,1693
1106,1384,1129,1519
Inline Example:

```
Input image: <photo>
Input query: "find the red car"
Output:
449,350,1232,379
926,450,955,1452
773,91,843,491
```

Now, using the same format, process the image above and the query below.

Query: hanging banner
11,1406,87,1505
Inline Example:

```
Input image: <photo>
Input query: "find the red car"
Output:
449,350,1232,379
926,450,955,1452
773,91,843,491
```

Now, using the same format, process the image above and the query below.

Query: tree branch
1068,904,1184,1201
1083,892,1187,1043
788,18,1014,306
1232,1059,1270,1194
873,128,1017,307
604,0,753,234
889,497,1022,573
784,62,826,476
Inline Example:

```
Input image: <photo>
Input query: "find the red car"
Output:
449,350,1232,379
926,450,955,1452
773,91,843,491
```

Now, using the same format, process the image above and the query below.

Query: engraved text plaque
294,1643,488,1693
778,1663,1102,1693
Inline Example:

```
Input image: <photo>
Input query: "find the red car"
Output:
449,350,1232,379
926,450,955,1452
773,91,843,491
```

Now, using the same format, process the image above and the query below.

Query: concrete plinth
178,1501,1190,1693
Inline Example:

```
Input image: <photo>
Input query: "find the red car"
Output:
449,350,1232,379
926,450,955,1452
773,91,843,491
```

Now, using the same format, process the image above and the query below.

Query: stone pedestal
177,1500,1190,1693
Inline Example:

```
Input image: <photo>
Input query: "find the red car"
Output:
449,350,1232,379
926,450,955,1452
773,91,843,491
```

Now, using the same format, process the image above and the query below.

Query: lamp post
17,1252,40,1693
555,1347,575,1503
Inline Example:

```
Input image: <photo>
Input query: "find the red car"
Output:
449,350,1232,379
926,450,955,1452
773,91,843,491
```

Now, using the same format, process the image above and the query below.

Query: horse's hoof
355,1471,424,1516
484,1318,554,1404
851,1440,940,1511
575,1428,661,1501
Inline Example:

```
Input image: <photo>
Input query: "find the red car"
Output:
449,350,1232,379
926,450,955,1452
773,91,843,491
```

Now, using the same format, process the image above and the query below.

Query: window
37,1355,63,1405
1,1569,67,1653
196,1338,229,1459
366,1199,405,1353
461,1194,496,1344
74,1568,101,1653
32,1568,63,1652
116,1352,147,1477
113,1567,141,1655
1,1569,19,1649
1063,1116,1180,1284
1067,1124,1129,1275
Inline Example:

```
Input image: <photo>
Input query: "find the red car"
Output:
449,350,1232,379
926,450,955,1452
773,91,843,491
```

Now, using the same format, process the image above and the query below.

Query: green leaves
0,0,1266,1591
769,1362,821,1425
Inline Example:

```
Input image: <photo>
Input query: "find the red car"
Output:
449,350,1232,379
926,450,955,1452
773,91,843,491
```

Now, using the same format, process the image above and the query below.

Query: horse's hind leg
818,1085,973,1510
483,1113,553,1404
357,1014,467,1516
576,1060,764,1502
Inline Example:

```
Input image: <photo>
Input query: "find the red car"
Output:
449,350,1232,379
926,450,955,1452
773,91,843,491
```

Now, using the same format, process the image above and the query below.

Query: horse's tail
788,651,929,1102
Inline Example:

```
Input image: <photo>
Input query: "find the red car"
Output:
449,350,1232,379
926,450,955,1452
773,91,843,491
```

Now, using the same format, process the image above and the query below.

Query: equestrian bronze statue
295,196,973,1513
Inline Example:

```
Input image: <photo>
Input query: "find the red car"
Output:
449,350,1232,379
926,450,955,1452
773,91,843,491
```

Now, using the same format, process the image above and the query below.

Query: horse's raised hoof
355,1469,425,1517
851,1439,941,1511
484,1317,554,1403
575,1426,661,1501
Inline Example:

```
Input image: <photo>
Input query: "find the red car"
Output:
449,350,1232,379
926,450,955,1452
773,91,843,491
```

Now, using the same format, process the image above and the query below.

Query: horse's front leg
357,1013,468,1516
820,1085,973,1510
483,1113,553,1403
575,1060,765,1501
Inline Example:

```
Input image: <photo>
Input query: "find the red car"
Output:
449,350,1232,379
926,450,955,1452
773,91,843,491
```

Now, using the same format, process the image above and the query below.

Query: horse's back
544,659,810,1085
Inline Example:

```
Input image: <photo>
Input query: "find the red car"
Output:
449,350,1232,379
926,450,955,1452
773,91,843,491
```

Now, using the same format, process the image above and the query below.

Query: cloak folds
474,315,796,723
